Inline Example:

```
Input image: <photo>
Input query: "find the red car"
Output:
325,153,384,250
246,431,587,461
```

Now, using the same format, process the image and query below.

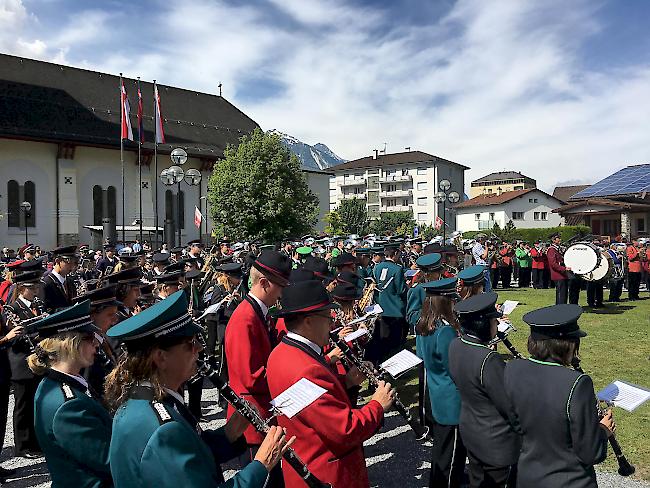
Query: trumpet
190,355,332,488
572,358,635,477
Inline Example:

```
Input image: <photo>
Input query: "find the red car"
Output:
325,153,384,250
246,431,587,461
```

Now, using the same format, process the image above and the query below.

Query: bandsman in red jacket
225,250,292,485
267,280,396,487
547,233,571,304
530,241,546,289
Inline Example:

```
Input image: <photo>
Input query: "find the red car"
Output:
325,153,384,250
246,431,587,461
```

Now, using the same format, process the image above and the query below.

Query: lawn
379,287,650,481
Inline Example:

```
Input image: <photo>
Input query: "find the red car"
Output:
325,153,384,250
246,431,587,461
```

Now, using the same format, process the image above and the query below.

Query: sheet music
501,300,518,315
270,378,327,418
380,349,423,378
343,328,370,342
497,319,511,333
597,380,650,412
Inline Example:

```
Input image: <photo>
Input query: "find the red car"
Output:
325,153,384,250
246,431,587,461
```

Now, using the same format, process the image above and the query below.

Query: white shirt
139,381,186,406
51,269,66,285
472,242,487,266
249,291,269,319
51,367,90,395
286,332,322,356
18,295,32,308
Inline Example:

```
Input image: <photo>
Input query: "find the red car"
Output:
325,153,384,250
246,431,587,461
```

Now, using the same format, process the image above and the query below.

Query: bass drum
584,252,613,282
564,243,601,276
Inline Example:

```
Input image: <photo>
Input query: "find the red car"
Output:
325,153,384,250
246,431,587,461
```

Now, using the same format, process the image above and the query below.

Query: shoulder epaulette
150,400,174,425
60,383,76,401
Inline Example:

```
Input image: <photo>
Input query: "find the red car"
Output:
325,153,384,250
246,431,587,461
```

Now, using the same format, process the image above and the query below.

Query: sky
1,0,650,193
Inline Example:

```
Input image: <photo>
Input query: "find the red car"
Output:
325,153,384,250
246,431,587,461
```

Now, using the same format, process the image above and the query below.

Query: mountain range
268,129,346,171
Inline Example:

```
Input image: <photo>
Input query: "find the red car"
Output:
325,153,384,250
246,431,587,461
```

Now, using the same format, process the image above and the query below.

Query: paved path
1,387,647,487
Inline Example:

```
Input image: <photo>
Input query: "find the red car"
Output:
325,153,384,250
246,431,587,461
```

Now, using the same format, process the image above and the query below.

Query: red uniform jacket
224,294,273,444
530,247,546,269
547,245,568,281
267,337,384,488
627,245,642,273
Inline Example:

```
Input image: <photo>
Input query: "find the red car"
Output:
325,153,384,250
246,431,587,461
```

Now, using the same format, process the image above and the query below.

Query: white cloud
1,0,649,193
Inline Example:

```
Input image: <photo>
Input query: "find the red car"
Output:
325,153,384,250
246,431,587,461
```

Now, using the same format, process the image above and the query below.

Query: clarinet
572,358,635,477
190,356,332,488
328,331,431,442
494,331,524,359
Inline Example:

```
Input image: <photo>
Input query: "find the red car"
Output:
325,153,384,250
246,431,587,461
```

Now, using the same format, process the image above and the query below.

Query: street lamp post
20,201,31,246
159,148,201,247
434,179,460,243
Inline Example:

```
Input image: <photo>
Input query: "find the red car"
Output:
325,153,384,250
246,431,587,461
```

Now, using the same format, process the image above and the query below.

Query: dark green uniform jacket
109,386,268,488
372,260,406,317
406,284,424,332
34,369,113,488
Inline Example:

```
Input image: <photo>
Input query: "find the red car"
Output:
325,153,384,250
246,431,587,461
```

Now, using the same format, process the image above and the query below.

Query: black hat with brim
302,256,335,281
523,304,586,340
219,262,243,276
336,271,360,287
455,292,502,319
156,271,183,285
421,277,459,298
74,284,120,309
331,252,355,268
51,245,79,259
12,270,43,285
273,280,340,318
105,267,143,286
152,253,171,264
252,251,292,286
290,268,315,283
331,283,363,301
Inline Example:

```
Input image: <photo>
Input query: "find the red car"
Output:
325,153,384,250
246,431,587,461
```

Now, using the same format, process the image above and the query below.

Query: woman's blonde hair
104,346,166,413
27,332,84,376
216,272,233,292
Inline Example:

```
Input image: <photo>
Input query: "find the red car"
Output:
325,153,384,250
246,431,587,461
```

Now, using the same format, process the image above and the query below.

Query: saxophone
357,279,376,312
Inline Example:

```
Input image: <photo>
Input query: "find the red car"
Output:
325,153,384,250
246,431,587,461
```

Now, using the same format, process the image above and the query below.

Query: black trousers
518,267,531,288
609,278,624,301
12,377,41,455
490,269,499,290
0,381,9,455
531,269,543,289
568,278,582,305
467,450,517,488
367,316,407,364
586,280,604,306
628,272,641,299
555,279,568,304
500,267,512,288
429,422,467,488
543,269,551,288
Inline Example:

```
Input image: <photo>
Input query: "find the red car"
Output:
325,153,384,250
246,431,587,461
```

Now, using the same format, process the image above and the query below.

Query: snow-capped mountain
268,129,346,170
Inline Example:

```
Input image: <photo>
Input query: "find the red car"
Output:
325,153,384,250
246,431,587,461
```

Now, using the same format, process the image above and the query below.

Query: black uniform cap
156,271,183,285
330,283,362,301
51,245,78,259
219,262,243,276
331,252,355,267
152,253,170,264
74,284,119,309
185,268,202,281
455,292,502,319
424,243,443,255
105,267,143,286
523,304,586,340
17,257,46,273
12,270,43,284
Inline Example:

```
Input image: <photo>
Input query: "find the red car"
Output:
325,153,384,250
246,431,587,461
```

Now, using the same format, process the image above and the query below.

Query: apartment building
329,150,468,228
470,171,536,198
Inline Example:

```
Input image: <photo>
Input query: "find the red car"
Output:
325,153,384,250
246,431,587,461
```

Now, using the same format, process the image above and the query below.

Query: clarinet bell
617,456,635,477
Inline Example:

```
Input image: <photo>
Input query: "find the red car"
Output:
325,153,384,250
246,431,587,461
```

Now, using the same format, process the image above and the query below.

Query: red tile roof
453,188,563,209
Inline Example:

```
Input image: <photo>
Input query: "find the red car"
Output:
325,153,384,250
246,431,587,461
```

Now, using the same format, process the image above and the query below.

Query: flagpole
120,73,126,245
137,77,143,245
153,80,159,250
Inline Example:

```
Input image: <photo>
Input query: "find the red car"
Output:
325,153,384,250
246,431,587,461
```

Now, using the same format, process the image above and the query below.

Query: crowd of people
0,232,628,487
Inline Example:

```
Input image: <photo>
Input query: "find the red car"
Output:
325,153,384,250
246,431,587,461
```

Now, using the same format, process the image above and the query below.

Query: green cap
107,290,202,344
296,246,313,255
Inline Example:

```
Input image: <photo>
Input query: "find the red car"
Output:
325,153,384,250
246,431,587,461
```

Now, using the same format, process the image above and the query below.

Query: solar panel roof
571,164,650,199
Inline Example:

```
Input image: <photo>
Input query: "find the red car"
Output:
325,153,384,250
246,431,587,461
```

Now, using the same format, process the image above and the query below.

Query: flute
328,331,431,442
572,358,635,477
190,356,332,488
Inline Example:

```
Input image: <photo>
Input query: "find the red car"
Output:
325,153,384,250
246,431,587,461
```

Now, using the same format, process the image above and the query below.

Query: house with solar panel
553,164,650,238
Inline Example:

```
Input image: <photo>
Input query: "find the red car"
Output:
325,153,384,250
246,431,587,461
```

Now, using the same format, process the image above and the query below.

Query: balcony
341,193,366,200
380,189,412,198
478,220,496,230
379,174,412,183
340,179,366,187
381,205,411,212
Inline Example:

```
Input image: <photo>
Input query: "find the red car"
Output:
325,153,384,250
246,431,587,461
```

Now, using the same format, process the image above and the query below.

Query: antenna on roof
381,142,387,154
405,147,411,151
218,82,222,97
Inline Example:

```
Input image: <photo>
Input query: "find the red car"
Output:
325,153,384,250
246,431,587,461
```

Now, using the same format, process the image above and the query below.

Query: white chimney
373,149,378,160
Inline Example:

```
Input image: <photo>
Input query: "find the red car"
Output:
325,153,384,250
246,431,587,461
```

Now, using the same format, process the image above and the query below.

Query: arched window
7,180,19,228
24,181,36,227
93,185,103,225
107,186,117,223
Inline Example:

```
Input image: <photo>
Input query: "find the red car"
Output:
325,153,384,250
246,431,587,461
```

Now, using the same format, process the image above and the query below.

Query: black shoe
17,450,42,459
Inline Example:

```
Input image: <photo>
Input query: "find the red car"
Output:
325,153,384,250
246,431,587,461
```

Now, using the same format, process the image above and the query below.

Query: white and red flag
435,216,444,230
120,80,133,141
154,82,165,144
194,206,202,228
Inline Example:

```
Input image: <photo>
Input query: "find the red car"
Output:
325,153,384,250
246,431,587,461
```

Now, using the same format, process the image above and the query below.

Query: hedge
461,225,591,243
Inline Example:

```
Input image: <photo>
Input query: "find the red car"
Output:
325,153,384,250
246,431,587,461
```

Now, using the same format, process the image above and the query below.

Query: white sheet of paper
501,300,519,315
380,349,423,378
497,319,511,333
344,329,370,342
597,380,650,412
365,304,383,315
270,378,327,418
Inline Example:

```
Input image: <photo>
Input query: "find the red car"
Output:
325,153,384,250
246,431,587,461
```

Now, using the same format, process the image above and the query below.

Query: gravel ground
1,386,647,488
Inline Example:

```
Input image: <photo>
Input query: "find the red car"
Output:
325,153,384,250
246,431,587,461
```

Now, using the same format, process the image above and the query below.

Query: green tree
207,128,318,242
324,210,346,235
369,211,415,235
337,198,368,235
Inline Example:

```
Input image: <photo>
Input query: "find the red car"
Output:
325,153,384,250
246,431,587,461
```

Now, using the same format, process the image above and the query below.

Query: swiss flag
194,206,202,228
435,216,444,230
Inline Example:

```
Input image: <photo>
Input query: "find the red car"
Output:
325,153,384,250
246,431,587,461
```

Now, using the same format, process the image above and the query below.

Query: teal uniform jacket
416,321,461,425
34,369,113,488
406,284,424,332
372,260,406,317
109,387,268,488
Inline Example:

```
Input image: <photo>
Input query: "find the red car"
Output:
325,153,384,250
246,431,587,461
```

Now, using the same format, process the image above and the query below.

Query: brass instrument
357,279,376,312
572,358,635,477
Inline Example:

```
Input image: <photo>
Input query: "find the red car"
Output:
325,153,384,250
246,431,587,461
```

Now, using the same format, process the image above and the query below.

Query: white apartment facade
454,188,564,231
329,150,468,229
